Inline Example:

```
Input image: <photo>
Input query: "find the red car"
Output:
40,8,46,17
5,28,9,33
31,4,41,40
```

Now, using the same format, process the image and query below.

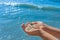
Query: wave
14,4,60,11
49,0,60,3
0,2,60,11
15,4,40,10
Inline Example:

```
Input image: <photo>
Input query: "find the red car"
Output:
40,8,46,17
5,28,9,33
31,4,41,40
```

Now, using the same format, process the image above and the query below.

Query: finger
26,22,30,26
26,24,31,28
22,23,30,32
22,23,26,30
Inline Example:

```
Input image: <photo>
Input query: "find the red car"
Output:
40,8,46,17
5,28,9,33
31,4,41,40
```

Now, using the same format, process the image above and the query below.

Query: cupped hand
22,21,45,36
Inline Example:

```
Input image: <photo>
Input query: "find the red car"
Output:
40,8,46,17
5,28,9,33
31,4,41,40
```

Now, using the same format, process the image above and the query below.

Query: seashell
25,23,36,32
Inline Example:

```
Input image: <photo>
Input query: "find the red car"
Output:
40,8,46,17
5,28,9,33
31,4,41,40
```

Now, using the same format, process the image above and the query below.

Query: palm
22,22,44,36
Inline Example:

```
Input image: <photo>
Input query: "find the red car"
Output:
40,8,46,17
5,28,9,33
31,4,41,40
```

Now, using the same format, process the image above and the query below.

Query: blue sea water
0,0,60,40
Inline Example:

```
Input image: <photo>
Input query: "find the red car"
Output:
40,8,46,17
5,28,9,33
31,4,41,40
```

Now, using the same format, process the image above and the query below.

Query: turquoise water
0,0,60,40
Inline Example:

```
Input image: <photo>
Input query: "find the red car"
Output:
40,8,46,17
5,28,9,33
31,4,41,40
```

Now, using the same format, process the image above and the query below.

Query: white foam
0,2,20,6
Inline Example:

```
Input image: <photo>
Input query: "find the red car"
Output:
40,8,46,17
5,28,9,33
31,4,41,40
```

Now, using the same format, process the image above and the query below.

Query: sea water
0,0,60,40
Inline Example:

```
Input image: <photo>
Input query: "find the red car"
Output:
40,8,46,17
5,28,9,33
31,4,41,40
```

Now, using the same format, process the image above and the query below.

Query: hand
22,21,45,36
22,21,58,40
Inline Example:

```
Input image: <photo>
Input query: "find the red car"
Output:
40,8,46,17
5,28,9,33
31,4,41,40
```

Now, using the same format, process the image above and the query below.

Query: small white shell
25,24,37,32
